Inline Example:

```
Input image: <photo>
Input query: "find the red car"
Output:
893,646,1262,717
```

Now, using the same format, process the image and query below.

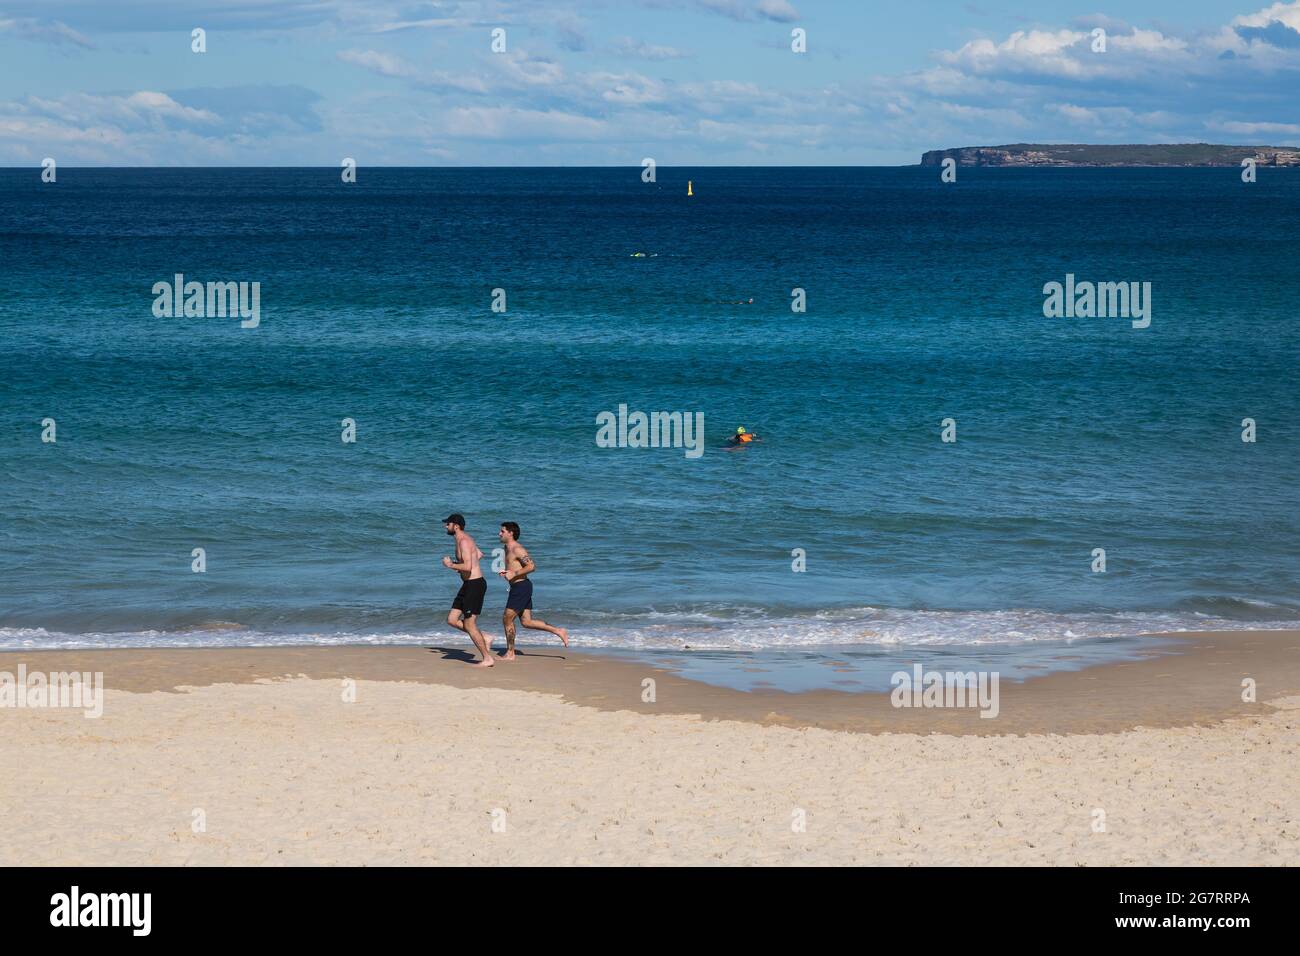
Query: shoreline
6,628,1299,735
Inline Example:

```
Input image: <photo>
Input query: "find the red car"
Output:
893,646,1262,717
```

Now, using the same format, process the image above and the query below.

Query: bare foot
472,657,495,668
557,628,569,647
502,650,516,662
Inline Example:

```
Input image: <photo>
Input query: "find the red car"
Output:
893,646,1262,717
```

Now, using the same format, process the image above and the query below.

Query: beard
445,528,455,536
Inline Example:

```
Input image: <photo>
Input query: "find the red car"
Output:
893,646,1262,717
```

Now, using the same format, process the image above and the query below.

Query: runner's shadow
425,646,478,663
424,646,567,662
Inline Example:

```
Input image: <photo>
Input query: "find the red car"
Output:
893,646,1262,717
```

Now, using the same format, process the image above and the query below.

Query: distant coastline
920,143,1300,168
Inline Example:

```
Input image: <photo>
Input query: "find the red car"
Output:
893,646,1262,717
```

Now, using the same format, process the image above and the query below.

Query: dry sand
3,631,1299,865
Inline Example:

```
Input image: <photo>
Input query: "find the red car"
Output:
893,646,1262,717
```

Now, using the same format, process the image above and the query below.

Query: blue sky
1,0,1298,165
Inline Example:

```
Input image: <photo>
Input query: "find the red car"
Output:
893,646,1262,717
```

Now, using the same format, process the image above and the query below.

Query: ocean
2,166,1297,686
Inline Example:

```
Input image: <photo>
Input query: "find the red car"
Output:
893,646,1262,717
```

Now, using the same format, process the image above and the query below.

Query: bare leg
522,609,568,646
502,609,519,661
446,610,468,633
462,614,494,667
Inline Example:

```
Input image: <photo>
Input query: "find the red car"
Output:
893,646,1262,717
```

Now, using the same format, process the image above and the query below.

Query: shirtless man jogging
498,521,569,661
441,513,494,667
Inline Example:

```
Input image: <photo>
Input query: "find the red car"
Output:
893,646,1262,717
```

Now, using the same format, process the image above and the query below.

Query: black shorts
505,579,533,614
451,577,487,617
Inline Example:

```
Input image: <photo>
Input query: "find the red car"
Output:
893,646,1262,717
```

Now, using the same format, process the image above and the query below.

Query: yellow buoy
687,180,693,196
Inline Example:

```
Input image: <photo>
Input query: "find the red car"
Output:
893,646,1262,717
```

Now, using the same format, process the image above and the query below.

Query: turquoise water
591,636,1184,694
1,167,1297,667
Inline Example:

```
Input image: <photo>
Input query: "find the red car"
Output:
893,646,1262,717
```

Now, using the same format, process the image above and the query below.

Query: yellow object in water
687,180,693,196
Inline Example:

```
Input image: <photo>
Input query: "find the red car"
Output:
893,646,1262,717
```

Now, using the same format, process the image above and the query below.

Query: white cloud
338,49,415,79
1234,1,1300,29
493,48,566,88
613,37,691,60
756,0,800,23
123,91,220,124
6,0,1300,165
444,106,607,140
23,91,218,129
888,1,1300,151
338,49,492,92
585,72,668,106
0,16,94,47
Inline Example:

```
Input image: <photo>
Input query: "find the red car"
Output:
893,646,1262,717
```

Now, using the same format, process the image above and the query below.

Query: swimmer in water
725,426,760,447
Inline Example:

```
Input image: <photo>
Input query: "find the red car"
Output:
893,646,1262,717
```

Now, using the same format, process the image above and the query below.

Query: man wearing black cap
440,513,494,667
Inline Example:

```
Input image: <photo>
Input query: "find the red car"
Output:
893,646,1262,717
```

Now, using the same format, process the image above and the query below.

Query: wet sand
5,629,1298,734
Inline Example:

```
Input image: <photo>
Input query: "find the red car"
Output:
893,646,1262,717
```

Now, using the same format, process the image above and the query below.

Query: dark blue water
2,167,1297,661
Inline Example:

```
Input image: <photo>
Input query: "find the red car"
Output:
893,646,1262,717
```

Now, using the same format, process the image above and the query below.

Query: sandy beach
3,630,1299,866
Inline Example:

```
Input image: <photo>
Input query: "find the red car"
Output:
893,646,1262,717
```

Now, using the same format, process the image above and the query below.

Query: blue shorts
506,579,533,613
